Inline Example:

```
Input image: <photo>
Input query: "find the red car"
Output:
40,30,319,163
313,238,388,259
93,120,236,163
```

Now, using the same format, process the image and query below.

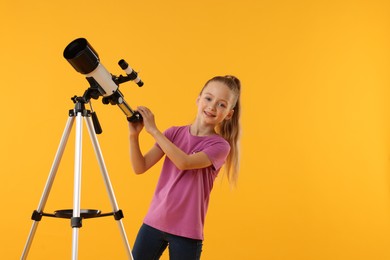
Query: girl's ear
225,109,234,120
196,96,200,105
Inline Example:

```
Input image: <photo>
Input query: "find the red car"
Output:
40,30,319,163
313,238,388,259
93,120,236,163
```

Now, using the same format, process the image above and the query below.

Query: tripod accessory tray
31,209,124,221
54,209,101,219
55,209,101,228
30,209,124,229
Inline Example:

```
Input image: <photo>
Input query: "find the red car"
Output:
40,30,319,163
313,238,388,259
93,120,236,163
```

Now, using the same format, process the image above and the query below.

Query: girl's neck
190,121,217,136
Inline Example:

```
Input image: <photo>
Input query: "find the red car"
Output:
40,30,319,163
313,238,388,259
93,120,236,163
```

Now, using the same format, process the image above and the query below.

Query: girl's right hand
128,120,144,136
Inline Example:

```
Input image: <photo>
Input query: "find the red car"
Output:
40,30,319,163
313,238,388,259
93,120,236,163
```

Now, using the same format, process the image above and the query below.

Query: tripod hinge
69,109,89,117
71,217,83,228
113,210,124,220
31,210,43,221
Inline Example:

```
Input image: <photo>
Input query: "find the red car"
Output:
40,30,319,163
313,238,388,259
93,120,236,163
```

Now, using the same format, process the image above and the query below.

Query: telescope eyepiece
118,59,129,70
119,59,144,87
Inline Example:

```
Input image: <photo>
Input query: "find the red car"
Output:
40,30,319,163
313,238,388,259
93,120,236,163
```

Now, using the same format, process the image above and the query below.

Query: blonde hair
202,75,241,186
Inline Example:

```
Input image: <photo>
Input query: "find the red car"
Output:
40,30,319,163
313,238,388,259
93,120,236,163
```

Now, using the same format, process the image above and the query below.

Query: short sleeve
202,138,230,171
154,127,177,151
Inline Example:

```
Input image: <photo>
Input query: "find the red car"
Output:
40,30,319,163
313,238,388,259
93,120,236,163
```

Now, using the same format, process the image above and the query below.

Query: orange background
1,0,389,259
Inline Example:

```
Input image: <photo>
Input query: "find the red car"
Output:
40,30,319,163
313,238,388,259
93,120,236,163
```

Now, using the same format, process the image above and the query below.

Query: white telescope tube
85,63,118,97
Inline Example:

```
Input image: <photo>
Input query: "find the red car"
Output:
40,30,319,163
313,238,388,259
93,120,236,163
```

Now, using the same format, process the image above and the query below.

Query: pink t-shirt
143,125,230,240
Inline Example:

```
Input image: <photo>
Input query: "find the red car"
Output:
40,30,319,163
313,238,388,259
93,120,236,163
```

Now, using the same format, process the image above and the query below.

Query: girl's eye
218,103,227,108
205,97,212,101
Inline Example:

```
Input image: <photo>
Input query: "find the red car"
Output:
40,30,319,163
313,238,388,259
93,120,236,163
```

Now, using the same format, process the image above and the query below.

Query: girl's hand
128,119,144,136
137,106,159,136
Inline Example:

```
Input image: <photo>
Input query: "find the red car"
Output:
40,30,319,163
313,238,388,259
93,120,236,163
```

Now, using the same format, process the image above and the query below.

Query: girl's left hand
137,106,159,136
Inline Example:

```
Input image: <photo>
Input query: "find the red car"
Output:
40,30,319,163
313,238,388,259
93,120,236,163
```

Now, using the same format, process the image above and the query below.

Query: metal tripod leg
71,112,83,260
84,115,133,260
21,116,75,260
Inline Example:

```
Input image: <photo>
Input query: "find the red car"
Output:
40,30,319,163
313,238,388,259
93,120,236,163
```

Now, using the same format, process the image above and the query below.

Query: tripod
21,97,133,260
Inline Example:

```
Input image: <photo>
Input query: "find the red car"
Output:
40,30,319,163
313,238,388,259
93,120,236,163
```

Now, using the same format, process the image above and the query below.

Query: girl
128,75,241,260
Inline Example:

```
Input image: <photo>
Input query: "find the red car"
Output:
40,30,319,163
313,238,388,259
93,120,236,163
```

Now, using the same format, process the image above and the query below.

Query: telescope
22,38,139,260
63,38,143,123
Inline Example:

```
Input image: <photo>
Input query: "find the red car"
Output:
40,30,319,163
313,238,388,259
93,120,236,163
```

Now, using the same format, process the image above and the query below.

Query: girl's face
196,81,236,126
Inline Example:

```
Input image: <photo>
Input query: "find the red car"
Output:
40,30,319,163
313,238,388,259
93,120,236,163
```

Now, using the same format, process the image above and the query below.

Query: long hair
202,75,241,186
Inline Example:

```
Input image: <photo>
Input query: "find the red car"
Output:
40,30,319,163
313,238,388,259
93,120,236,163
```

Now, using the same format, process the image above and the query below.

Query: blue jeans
132,224,203,260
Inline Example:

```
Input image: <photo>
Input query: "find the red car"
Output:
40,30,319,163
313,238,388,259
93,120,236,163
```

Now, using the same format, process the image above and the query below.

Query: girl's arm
137,106,213,170
129,122,164,174
152,131,212,170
